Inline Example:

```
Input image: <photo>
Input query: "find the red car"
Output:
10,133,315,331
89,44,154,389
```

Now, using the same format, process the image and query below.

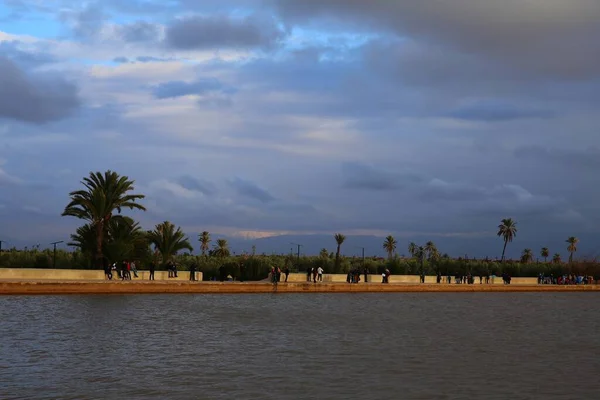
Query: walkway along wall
0,268,202,281
0,269,537,284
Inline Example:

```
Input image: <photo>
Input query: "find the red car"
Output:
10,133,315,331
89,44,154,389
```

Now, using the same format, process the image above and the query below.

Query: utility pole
0,240,5,253
290,242,302,262
50,241,64,269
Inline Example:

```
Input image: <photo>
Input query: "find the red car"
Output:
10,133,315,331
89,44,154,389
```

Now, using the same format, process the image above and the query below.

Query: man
363,267,368,283
131,261,139,278
317,266,323,282
284,266,290,282
306,267,312,282
189,262,197,281
149,261,155,281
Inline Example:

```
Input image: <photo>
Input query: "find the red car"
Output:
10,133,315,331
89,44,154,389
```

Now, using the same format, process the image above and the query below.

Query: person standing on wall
189,262,196,281
317,266,324,282
149,261,155,281
284,265,290,282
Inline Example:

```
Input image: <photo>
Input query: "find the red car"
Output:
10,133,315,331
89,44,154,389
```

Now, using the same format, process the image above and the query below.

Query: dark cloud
60,3,106,39
0,41,57,68
272,0,600,80
112,56,129,63
176,175,216,195
228,177,275,203
152,79,232,99
136,56,174,63
341,162,424,191
164,14,287,50
448,100,555,122
117,21,161,42
514,146,600,170
0,57,80,124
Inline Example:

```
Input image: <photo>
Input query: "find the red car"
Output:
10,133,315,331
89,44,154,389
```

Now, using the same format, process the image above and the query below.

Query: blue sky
1,0,600,258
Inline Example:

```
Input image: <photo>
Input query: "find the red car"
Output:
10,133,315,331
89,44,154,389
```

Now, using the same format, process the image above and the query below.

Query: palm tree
566,236,578,263
408,242,417,258
198,231,211,256
213,239,230,258
540,247,549,263
147,221,193,265
521,248,533,264
424,241,439,261
62,170,146,268
552,253,562,264
383,235,397,259
319,248,329,259
497,218,517,262
334,233,346,271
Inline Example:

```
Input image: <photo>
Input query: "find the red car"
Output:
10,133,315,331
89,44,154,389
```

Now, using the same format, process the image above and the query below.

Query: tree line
0,170,594,280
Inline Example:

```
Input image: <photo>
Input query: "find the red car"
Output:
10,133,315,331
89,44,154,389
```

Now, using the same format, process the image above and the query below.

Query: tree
408,242,417,258
566,236,578,263
334,233,346,271
383,235,397,259
199,231,211,256
497,218,517,262
521,248,533,264
552,253,562,264
147,221,193,265
541,247,549,263
319,248,329,259
62,170,146,268
424,241,439,261
213,239,230,258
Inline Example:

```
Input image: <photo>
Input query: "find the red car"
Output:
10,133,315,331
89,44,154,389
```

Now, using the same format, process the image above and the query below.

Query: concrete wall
0,268,537,284
0,268,202,281
276,273,538,285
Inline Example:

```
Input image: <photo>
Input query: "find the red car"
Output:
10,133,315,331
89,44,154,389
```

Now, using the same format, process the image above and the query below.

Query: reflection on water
1,293,599,399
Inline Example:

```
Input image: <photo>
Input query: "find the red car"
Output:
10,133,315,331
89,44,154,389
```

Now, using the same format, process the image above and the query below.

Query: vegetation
383,235,397,259
541,247,549,263
334,233,346,272
497,218,518,262
147,221,193,265
199,231,211,257
566,236,578,263
1,170,594,282
61,170,146,268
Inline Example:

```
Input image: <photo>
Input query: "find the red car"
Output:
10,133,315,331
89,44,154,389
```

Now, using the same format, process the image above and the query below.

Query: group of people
306,266,325,282
538,273,596,285
103,260,139,280
269,266,291,284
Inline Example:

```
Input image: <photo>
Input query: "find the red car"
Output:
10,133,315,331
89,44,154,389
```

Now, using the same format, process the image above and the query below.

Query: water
1,293,599,399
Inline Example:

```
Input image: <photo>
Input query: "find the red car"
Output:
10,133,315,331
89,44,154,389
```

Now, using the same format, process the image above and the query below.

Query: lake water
1,293,599,399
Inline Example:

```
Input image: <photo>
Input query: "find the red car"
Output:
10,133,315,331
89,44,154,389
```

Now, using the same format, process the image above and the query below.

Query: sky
1,0,600,258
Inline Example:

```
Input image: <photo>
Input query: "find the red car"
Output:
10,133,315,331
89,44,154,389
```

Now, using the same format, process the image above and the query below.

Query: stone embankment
1,281,598,295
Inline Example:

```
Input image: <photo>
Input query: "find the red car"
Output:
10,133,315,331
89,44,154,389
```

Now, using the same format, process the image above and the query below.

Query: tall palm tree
424,241,439,261
383,235,397,259
540,247,549,263
334,233,346,271
521,248,533,264
147,221,193,265
198,231,211,256
408,242,417,258
62,170,146,268
497,218,517,262
566,236,578,263
213,239,230,258
552,253,562,264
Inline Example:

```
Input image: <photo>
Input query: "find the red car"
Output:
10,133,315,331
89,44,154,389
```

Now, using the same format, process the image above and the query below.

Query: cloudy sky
1,0,599,257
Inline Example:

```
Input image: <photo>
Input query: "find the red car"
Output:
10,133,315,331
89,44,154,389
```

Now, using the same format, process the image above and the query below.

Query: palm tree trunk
569,252,573,263
95,221,104,269
501,239,508,262
335,245,341,272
